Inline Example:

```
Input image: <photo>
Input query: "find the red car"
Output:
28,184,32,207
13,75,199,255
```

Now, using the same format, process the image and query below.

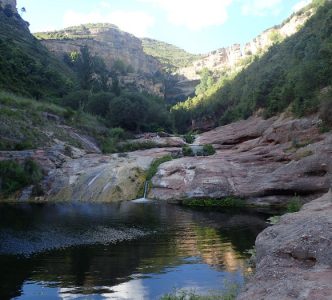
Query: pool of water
0,201,271,299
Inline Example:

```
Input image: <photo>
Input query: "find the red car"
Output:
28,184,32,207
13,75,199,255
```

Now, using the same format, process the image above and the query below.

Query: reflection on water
0,201,270,299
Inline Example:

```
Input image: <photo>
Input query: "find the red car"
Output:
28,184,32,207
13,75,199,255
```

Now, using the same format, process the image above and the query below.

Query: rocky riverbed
1,114,332,299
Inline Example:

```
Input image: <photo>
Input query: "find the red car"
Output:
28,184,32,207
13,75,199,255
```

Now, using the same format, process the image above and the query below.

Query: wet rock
238,191,332,300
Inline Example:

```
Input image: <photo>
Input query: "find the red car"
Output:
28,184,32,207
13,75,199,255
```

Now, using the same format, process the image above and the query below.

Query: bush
60,90,89,110
202,144,216,156
0,159,43,196
182,145,194,156
117,141,159,153
184,133,195,144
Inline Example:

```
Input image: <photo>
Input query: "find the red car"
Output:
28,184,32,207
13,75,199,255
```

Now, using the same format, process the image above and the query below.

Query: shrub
0,159,43,196
184,133,195,144
182,145,194,156
117,141,159,153
202,144,216,156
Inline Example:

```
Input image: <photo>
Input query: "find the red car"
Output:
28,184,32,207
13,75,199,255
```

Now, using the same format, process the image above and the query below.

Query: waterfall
143,181,149,199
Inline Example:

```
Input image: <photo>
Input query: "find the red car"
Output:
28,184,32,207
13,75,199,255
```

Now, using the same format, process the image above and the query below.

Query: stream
0,201,272,299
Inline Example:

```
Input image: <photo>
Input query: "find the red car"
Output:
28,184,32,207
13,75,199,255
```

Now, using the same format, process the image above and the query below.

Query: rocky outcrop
238,191,332,300
118,73,164,98
39,24,160,75
37,24,165,97
150,115,332,206
177,10,312,81
44,148,180,202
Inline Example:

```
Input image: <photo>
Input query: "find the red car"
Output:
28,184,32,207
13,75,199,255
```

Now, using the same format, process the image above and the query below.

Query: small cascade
132,181,152,203
143,181,149,199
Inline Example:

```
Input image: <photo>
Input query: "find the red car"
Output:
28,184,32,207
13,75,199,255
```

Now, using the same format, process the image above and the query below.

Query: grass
0,90,109,151
182,197,245,208
146,155,173,181
286,196,302,213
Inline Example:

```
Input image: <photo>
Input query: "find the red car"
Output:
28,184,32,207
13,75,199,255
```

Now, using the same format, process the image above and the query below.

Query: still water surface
0,201,271,299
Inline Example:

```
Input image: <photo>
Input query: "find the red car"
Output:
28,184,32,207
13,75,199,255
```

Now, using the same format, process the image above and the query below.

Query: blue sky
17,0,312,54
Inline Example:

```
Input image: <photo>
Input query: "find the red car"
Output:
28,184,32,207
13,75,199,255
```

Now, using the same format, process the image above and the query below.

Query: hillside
141,38,200,72
0,0,74,98
172,0,332,132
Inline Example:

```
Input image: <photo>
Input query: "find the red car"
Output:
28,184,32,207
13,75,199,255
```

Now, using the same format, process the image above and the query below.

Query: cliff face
37,24,165,97
177,10,312,81
40,25,161,75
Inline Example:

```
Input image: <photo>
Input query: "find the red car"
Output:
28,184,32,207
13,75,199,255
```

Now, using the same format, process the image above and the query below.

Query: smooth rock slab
238,191,332,300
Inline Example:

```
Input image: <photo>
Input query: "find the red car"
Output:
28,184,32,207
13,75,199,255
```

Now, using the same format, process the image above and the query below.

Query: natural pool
0,201,272,299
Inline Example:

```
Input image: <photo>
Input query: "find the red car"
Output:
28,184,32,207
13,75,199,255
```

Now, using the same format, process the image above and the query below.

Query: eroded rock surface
238,191,332,300
150,116,332,205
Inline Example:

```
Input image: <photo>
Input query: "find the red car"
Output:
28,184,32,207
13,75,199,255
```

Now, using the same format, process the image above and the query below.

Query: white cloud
241,0,283,16
292,0,312,12
63,9,155,37
139,0,233,30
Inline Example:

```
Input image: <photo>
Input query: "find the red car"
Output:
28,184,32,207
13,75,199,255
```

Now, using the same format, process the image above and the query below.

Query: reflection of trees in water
0,203,269,299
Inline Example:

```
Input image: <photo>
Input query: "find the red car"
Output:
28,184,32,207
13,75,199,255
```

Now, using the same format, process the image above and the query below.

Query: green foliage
116,140,159,153
319,89,332,129
287,196,302,213
0,159,42,196
184,133,195,144
269,29,284,45
195,68,214,96
182,144,215,156
182,145,194,156
146,155,173,181
182,197,245,208
0,10,74,98
64,46,110,92
142,38,199,72
202,144,216,155
107,92,171,132
172,1,332,130
35,23,120,40
86,92,115,117
59,90,90,110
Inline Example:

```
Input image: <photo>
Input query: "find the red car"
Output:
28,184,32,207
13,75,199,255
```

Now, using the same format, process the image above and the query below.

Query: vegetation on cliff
0,7,74,98
142,38,200,72
171,0,332,132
